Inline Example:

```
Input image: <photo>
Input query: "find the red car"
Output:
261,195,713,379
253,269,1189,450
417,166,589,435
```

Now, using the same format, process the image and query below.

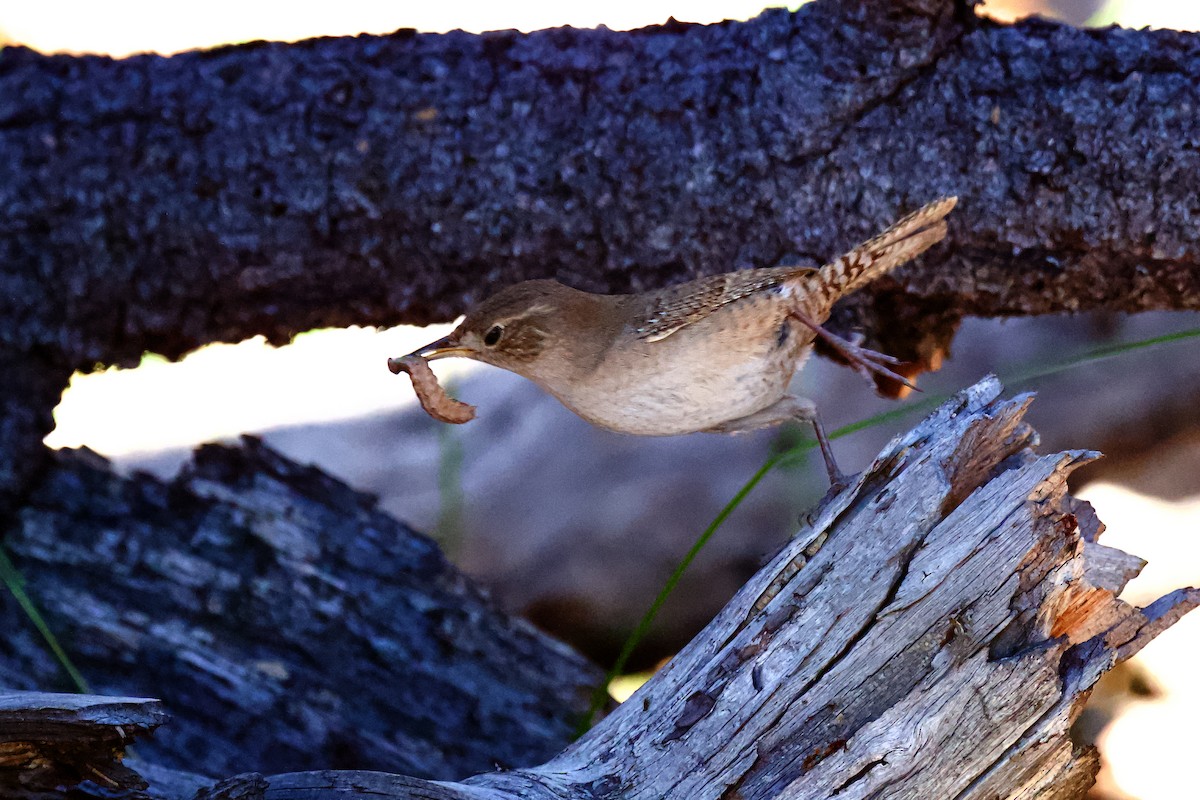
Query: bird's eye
483,325,503,347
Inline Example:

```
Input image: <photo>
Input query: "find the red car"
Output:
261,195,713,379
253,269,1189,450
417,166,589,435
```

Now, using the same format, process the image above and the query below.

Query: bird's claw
843,344,917,391
791,311,917,392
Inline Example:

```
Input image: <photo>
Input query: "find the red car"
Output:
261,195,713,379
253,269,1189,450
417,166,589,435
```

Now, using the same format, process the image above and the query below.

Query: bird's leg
702,395,847,488
807,411,848,491
788,309,917,392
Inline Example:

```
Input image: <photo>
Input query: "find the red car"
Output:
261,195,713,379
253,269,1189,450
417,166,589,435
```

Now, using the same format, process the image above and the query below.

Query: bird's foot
791,311,917,393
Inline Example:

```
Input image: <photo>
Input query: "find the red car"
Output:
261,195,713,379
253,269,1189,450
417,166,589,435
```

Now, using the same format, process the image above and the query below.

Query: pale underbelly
551,343,811,436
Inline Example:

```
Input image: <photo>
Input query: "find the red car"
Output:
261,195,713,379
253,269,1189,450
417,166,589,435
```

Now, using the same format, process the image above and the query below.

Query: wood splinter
387,355,477,424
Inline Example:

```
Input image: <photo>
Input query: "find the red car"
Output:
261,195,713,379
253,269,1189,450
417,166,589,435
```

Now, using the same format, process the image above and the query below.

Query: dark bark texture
0,348,71,518
3,0,1200,373
0,440,600,782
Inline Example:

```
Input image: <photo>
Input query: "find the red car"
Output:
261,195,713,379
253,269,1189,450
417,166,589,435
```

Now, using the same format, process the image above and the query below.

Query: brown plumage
633,267,814,342
397,197,957,484
631,196,955,342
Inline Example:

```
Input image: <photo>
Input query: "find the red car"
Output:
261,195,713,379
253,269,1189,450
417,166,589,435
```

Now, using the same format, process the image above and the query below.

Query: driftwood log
3,378,1195,799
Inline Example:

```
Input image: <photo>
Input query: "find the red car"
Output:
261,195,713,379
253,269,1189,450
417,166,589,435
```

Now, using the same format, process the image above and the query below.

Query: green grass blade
0,542,91,693
1009,327,1200,384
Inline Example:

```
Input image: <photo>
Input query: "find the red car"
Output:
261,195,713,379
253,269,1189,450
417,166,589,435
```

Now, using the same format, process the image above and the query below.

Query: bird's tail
800,196,957,312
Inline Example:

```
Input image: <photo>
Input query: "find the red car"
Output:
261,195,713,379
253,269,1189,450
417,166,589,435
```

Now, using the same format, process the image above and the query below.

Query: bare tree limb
2,0,1198,373
3,0,1199,506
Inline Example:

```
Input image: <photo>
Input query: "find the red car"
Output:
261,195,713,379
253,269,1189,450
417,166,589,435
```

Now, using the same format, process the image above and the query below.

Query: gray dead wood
0,440,601,783
16,377,1191,800
3,0,1200,508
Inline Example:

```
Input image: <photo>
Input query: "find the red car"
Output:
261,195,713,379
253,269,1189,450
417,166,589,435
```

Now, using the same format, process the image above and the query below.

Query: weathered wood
471,378,1195,800
0,440,601,782
14,378,1188,799
0,690,163,798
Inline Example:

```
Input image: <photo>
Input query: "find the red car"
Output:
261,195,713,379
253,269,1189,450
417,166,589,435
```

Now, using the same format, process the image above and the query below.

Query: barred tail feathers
802,196,957,311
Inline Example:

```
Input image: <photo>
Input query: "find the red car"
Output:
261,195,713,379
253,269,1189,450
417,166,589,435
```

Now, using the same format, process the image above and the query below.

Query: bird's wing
632,265,815,342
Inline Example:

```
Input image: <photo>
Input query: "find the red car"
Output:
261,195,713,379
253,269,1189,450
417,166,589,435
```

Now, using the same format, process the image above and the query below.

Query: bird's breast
544,300,811,436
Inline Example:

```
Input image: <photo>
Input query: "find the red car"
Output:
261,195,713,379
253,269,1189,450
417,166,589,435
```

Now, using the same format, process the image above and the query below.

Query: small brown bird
396,197,956,484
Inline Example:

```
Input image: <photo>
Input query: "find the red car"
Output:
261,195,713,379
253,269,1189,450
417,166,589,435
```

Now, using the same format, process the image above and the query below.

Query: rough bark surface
2,0,1200,374
0,440,601,782
6,379,1195,799
0,348,72,518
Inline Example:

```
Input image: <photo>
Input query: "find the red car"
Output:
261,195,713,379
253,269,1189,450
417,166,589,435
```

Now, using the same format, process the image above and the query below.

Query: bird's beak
388,334,473,373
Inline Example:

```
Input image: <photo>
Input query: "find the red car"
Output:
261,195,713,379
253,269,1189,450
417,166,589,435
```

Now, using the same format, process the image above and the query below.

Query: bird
397,197,957,485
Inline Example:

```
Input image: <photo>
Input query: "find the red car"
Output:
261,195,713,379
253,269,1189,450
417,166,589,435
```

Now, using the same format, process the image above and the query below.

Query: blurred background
5,2,1199,798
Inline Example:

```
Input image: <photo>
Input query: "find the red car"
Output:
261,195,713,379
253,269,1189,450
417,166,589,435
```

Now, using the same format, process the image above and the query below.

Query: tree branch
3,0,1199,506
2,0,1198,375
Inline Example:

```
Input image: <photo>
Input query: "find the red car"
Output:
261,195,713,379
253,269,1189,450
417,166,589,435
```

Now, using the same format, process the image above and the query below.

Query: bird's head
400,279,600,377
